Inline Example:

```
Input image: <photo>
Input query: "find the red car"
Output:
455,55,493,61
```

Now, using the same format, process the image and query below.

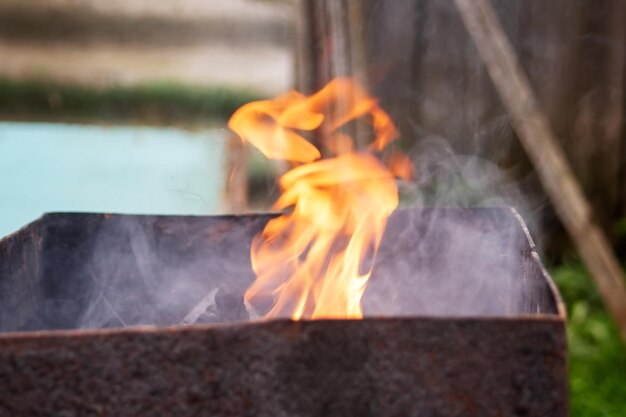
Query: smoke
75,122,552,329
78,215,260,329
354,124,554,317
75,0,563,328
343,0,565,317
405,134,543,220
71,131,553,330
75,150,552,330
363,206,536,317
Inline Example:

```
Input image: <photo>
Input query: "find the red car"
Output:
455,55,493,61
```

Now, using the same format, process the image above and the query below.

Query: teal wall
0,122,226,238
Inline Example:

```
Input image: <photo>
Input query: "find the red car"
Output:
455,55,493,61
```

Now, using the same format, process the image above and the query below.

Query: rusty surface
0,318,567,417
0,207,568,416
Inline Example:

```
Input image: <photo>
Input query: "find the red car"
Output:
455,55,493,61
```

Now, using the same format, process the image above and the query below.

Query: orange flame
228,78,410,320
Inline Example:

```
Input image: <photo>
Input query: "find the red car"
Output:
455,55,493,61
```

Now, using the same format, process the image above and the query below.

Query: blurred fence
1,0,624,251
296,0,626,251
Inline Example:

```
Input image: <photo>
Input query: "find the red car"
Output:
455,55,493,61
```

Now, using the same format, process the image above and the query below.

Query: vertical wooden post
224,134,248,212
294,0,371,151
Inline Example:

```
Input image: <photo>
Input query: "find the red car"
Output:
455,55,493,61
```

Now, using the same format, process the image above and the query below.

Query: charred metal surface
0,208,568,416
0,208,561,331
0,212,271,331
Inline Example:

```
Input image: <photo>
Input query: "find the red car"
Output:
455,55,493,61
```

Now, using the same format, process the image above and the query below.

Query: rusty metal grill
0,207,567,417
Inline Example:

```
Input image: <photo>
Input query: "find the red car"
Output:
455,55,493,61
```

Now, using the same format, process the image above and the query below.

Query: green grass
0,79,263,126
551,260,626,417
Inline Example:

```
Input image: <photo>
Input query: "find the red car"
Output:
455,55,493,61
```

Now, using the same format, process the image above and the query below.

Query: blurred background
0,0,293,238
0,1,623,415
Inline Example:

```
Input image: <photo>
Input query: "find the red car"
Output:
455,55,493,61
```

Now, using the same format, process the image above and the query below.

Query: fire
228,78,409,320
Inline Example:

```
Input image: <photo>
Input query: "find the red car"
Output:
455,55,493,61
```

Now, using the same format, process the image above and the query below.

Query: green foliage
613,218,626,238
0,79,262,125
551,260,626,417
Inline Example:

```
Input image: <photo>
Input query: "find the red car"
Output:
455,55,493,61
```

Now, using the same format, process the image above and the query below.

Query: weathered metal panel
0,208,561,331
0,208,567,416
0,318,567,417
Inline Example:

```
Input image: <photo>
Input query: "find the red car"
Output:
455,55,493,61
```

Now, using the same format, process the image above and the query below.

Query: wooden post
224,134,248,212
454,0,626,341
294,0,372,151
